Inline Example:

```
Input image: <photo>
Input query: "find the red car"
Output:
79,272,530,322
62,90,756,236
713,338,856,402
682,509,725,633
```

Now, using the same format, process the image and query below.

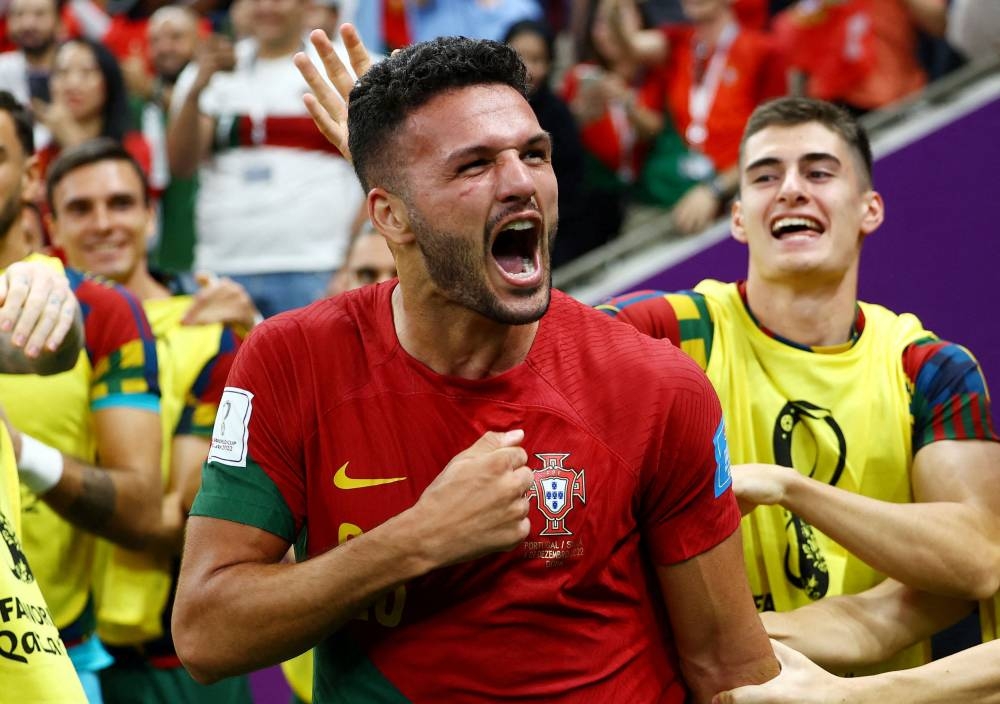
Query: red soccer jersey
194,284,740,703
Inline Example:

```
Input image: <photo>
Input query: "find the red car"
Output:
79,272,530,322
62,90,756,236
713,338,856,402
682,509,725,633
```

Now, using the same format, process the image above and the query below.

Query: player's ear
369,188,413,246
859,189,884,238
731,199,748,244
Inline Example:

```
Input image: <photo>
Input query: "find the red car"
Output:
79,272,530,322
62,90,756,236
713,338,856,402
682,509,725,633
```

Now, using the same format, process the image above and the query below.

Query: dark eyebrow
800,152,842,169
745,152,842,173
745,156,781,173
445,131,552,165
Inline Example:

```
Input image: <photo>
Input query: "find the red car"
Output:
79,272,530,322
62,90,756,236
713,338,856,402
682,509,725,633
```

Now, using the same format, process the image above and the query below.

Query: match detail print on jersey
208,387,254,467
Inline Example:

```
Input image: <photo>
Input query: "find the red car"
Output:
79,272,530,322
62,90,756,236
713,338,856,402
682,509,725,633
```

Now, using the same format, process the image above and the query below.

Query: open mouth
771,216,824,239
490,217,542,284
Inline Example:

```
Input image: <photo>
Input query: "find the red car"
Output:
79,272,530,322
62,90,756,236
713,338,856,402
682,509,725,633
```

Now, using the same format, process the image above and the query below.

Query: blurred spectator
304,0,340,39
132,6,202,282
561,3,667,255
947,0,1000,62
610,0,786,233
504,19,586,268
168,0,365,317
60,0,151,64
35,38,151,179
0,0,61,148
352,0,541,47
775,0,946,114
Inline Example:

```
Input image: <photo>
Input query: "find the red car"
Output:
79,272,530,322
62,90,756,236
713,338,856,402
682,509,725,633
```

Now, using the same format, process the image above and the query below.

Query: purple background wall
630,95,1000,387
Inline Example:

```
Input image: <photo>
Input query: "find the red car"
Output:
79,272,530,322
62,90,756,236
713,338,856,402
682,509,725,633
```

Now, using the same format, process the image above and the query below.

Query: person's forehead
744,121,848,164
10,0,55,14
402,85,540,156
150,15,195,36
56,161,144,200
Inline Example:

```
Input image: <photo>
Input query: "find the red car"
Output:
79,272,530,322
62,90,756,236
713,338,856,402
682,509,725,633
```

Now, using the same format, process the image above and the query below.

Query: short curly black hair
347,36,529,193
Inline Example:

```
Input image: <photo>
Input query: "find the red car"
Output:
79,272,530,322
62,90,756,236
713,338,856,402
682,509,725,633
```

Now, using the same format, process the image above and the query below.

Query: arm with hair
733,445,1000,600
761,578,975,671
173,430,533,682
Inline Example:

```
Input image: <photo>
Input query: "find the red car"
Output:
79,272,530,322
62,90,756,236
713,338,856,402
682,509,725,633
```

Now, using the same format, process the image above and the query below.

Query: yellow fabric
0,255,96,629
982,593,998,642
696,280,933,674
94,296,223,646
282,650,315,702
0,424,87,702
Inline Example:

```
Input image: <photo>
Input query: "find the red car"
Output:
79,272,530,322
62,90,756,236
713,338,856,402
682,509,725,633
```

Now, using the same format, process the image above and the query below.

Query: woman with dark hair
34,37,151,179
503,18,587,269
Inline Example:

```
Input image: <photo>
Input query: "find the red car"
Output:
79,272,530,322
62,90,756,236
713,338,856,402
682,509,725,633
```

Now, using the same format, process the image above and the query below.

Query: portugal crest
527,453,586,536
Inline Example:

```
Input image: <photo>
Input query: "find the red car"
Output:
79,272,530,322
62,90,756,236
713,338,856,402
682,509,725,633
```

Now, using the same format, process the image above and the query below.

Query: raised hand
0,260,80,359
411,430,534,568
181,271,260,335
293,24,373,162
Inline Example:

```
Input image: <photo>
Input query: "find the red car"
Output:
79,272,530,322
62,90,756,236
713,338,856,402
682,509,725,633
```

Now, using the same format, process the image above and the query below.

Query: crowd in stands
0,2,997,704
0,0,994,299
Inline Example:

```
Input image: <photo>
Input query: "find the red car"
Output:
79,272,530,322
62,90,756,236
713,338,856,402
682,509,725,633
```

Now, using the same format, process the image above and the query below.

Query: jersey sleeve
189,320,306,543
639,355,740,565
71,270,160,413
904,338,999,452
597,290,714,369
175,327,241,438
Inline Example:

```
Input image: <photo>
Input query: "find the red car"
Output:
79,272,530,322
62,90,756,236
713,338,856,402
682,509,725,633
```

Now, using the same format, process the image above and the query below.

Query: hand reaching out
293,25,373,163
0,260,80,359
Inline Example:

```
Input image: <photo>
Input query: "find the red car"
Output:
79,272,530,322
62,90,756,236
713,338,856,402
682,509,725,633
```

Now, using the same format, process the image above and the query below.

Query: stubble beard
410,207,554,326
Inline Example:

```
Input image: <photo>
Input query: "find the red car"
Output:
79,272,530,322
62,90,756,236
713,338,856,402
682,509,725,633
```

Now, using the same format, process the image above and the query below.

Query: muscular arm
761,579,974,671
173,430,532,683
734,440,1000,599
658,530,778,703
39,406,162,550
715,638,1000,704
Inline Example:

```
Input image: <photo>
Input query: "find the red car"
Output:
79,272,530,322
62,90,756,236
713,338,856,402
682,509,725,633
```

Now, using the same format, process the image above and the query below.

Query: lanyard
686,21,739,148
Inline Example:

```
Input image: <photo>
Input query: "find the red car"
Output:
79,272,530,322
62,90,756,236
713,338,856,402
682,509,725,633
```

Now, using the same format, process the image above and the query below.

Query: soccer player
0,91,163,701
45,137,252,704
0,259,87,703
600,96,1000,673
172,27,779,703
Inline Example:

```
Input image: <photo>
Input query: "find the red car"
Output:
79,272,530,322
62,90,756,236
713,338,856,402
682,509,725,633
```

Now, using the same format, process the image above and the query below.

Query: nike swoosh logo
333,462,407,490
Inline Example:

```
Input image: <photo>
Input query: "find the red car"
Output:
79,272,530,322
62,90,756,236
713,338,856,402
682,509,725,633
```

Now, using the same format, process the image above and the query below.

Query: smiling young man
172,29,778,703
601,97,1000,673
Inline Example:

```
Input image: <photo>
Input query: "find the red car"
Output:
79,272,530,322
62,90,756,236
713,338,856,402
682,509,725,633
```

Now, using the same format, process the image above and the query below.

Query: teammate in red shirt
172,27,779,703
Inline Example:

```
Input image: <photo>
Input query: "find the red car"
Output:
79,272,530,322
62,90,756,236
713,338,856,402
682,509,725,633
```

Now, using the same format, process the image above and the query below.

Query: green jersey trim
190,456,297,542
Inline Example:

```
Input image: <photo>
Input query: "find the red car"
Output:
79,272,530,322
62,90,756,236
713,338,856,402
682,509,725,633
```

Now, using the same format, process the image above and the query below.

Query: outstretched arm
714,638,1000,704
760,578,974,671
733,440,1000,600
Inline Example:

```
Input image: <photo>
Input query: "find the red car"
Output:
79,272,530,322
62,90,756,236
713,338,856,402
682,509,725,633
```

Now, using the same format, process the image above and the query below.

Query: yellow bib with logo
0,423,87,702
696,280,932,674
0,255,97,629
94,296,223,646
